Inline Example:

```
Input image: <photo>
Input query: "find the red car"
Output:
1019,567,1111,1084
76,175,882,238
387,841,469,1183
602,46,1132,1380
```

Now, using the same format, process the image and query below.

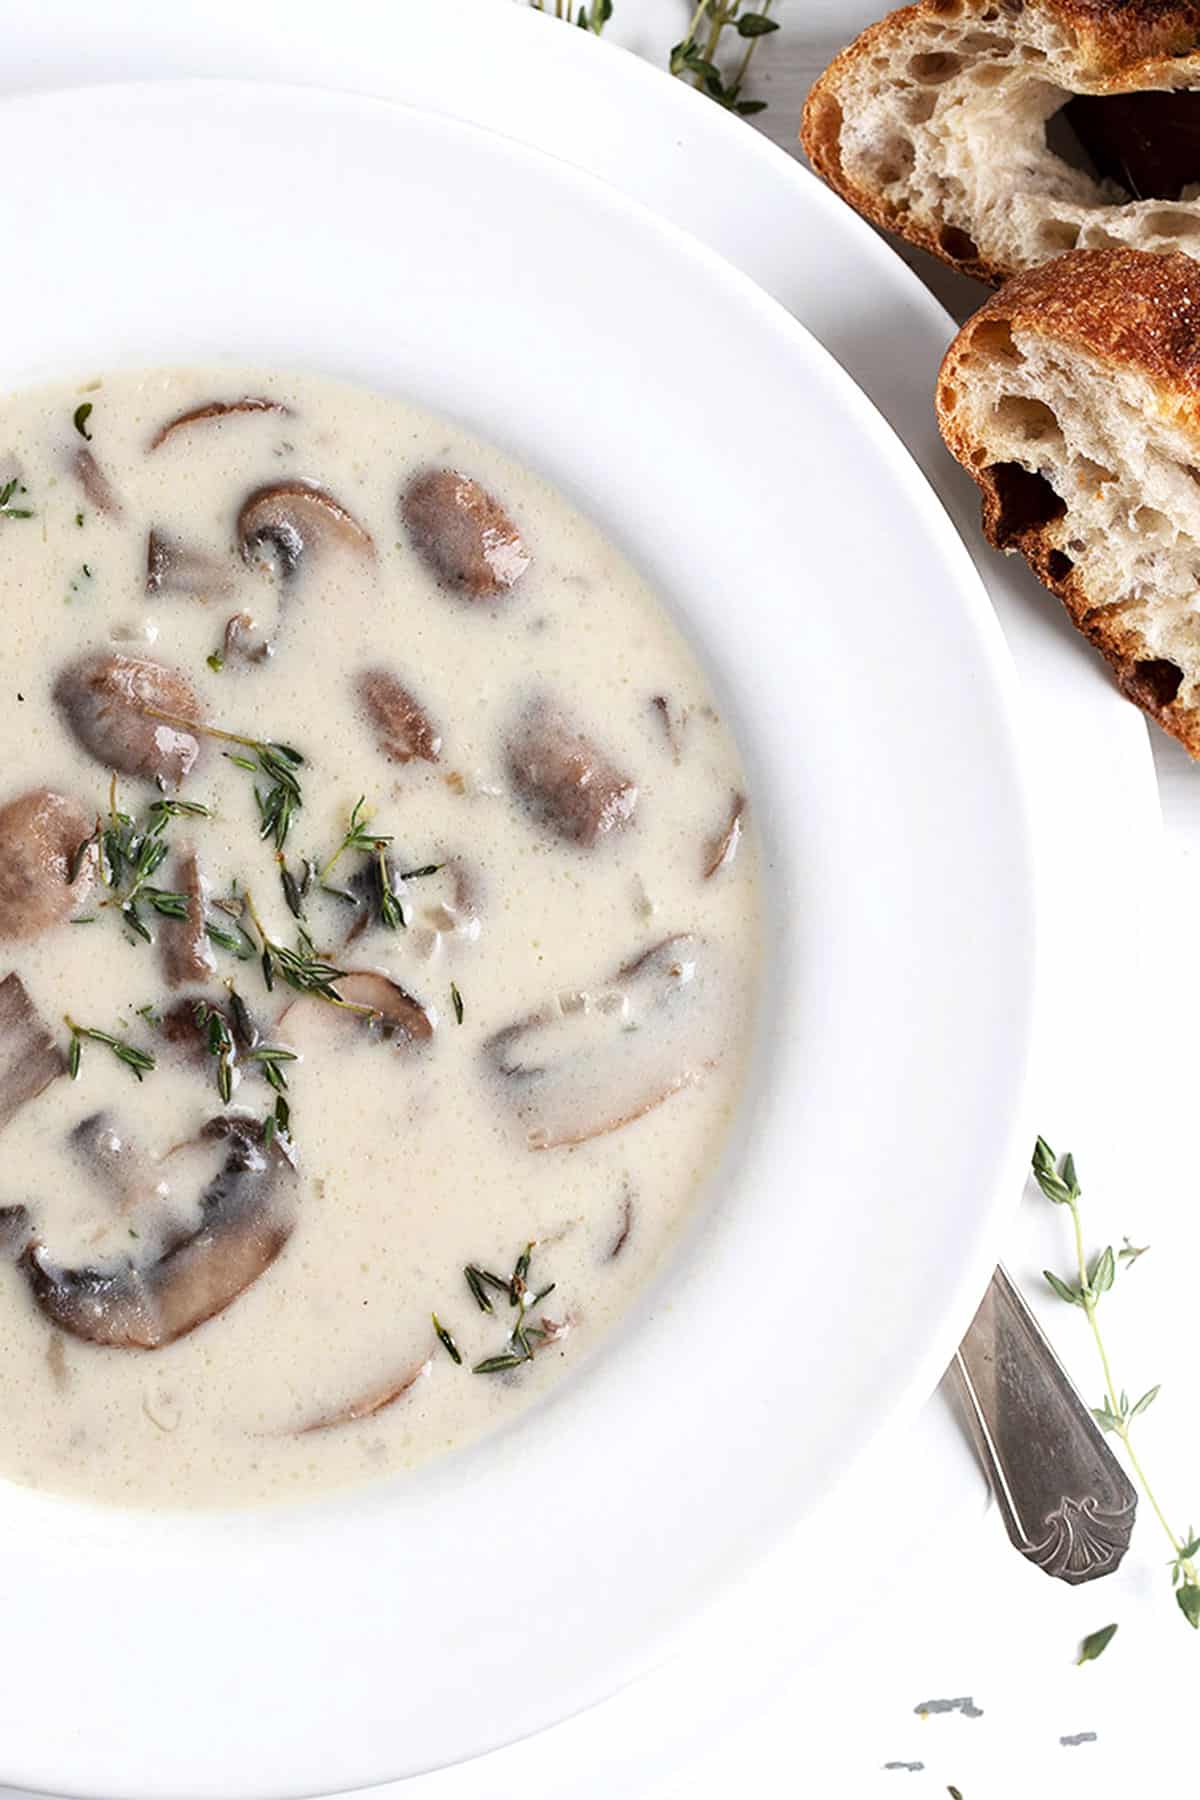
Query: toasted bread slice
938,246,1200,753
801,0,1200,285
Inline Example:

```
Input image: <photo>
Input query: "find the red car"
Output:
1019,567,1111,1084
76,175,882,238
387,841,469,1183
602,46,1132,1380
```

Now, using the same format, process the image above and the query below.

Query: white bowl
0,81,1036,1798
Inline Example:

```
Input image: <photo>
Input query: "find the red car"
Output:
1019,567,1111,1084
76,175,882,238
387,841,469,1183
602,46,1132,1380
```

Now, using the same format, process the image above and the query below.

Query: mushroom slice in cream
357,668,443,765
0,974,65,1131
506,696,638,847
18,1116,296,1350
146,530,236,601
486,935,721,1149
53,652,203,785
238,479,373,581
0,790,96,939
401,468,530,599
149,396,290,451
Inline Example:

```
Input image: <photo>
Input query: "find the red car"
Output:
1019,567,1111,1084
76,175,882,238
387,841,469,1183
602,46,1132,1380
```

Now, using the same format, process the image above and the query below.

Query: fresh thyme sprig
669,0,779,116
65,1016,156,1083
1033,1137,1200,1629
472,1242,559,1373
238,889,375,1015
139,706,305,850
321,797,434,931
77,784,213,943
0,476,34,520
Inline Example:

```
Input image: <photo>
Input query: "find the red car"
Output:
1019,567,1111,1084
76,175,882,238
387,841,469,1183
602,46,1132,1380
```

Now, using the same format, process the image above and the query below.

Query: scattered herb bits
1076,1623,1118,1665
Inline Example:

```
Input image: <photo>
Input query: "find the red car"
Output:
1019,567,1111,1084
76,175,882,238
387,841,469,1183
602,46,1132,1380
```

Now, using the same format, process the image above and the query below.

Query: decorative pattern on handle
949,1265,1138,1586
1026,1493,1137,1584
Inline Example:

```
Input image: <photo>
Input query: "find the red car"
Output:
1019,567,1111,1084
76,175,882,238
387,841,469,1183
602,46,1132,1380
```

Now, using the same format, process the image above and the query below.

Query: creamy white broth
0,367,760,1509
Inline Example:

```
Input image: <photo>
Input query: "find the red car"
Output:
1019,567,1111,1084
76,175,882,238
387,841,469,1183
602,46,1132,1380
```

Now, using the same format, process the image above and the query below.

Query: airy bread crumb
802,0,1200,284
938,246,1200,753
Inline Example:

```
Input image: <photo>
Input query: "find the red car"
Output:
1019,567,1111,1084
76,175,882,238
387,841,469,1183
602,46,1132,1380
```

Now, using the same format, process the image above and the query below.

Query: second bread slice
937,246,1200,754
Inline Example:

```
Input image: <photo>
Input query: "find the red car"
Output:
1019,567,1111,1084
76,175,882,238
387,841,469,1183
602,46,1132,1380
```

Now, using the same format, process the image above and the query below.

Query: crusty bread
938,246,1200,752
802,0,1200,285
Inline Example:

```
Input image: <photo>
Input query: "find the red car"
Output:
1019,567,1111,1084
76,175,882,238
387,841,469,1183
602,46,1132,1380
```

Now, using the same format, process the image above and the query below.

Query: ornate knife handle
949,1265,1136,1584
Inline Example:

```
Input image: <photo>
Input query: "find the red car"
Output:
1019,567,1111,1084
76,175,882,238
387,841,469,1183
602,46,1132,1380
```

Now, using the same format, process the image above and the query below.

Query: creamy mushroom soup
0,369,761,1508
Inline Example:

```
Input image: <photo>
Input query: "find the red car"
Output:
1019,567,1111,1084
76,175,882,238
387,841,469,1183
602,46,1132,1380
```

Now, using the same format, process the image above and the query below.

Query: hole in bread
908,51,962,83
1056,91,1200,202
1075,458,1115,491
1018,45,1046,60
961,31,1013,51
938,224,980,262
1045,550,1073,581
868,135,916,186
1000,0,1024,11
1146,211,1200,239
987,462,1066,545
993,395,1062,445
969,63,1009,86
1037,218,1081,254
902,90,938,125
971,318,1022,363
1123,658,1184,710
926,0,963,15
1133,506,1170,535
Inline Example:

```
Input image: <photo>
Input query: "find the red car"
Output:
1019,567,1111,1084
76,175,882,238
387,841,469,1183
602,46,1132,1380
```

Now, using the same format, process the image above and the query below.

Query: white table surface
3,4,1197,1797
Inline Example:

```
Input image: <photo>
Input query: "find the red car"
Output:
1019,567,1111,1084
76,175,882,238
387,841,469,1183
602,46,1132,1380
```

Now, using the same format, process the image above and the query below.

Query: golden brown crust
800,0,1200,286
936,248,1200,754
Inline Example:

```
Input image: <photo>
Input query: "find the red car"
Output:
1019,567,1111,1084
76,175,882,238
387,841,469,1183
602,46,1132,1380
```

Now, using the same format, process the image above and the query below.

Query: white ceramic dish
0,80,1035,1798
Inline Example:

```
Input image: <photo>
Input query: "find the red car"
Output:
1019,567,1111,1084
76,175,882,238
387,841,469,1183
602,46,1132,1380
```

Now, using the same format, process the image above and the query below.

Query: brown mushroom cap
505,697,638,847
53,651,203,785
149,397,290,452
401,469,530,599
238,479,374,581
357,668,442,764
0,790,96,939
21,1116,296,1350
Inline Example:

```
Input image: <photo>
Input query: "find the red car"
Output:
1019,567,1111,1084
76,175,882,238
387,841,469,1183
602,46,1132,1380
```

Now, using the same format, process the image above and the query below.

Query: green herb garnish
450,980,464,1025
530,0,611,29
139,707,304,849
0,476,33,520
72,402,93,440
1077,1623,1118,1665
668,0,778,115
1034,1137,1200,1630
66,1016,156,1083
432,1313,463,1365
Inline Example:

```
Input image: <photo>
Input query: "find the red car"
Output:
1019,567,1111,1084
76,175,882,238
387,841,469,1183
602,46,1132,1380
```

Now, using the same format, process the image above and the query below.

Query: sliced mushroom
0,790,96,939
69,1112,167,1215
401,469,530,599
0,974,65,1136
160,849,215,988
485,935,722,1149
238,479,373,582
506,697,638,847
145,530,235,600
334,971,434,1044
53,651,203,784
296,1354,432,1434
357,668,442,764
20,1115,296,1349
220,610,271,666
149,396,290,451
72,448,123,520
0,1204,32,1260
703,793,746,879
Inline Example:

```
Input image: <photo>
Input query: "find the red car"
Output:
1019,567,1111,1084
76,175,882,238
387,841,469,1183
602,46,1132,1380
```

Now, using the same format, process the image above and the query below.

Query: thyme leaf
65,1016,156,1083
72,402,93,440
